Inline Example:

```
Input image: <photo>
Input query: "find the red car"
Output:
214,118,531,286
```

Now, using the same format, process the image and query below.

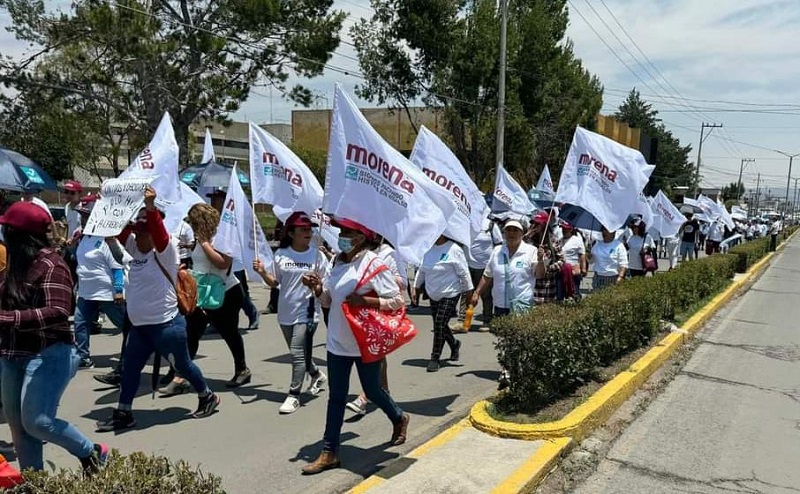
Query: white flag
555,127,650,231
536,164,555,195
493,165,536,215
324,85,456,265
249,123,324,216
649,190,685,238
213,165,274,283
120,112,182,204
202,128,215,163
633,192,654,229
731,205,748,221
161,183,205,235
409,125,487,245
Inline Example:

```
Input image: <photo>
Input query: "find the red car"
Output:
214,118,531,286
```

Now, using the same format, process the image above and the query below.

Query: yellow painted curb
470,235,791,442
490,437,572,494
346,419,470,494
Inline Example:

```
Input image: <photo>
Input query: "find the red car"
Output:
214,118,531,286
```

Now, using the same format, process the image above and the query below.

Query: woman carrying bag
300,217,410,476
627,219,657,277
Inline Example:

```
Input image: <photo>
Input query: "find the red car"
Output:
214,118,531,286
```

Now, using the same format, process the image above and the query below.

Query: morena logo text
578,154,618,182
346,144,415,193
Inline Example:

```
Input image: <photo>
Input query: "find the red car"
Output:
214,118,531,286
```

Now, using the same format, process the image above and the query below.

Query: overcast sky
2,0,799,197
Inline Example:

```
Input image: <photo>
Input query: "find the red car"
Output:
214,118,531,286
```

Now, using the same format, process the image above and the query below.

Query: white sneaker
307,371,328,396
279,395,300,414
346,396,367,416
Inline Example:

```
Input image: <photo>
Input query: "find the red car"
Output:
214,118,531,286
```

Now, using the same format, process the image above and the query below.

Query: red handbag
0,454,23,488
342,259,418,363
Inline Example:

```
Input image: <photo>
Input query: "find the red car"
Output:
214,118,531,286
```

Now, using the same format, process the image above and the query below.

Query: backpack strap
153,251,177,291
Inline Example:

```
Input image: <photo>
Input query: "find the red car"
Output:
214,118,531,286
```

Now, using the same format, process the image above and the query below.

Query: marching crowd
0,178,786,477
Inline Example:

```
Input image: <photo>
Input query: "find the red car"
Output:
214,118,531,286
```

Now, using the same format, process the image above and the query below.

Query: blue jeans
323,352,403,453
234,270,259,324
119,315,209,408
74,297,126,359
1,343,94,470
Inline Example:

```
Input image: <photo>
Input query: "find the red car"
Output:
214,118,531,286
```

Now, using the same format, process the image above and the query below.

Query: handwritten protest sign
83,177,153,237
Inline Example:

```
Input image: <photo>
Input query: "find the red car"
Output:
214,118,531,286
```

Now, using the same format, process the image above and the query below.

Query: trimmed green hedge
493,230,794,414
11,451,224,494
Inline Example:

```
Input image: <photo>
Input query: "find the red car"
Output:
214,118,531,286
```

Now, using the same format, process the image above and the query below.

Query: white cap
504,220,524,231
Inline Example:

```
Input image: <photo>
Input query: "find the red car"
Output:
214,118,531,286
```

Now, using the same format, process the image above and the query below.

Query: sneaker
80,443,109,475
193,392,220,418
247,316,260,331
96,409,135,432
158,379,191,398
307,371,327,396
448,320,467,334
93,370,121,387
426,360,440,373
226,368,252,388
90,322,102,335
159,368,175,386
346,396,367,416
279,395,300,414
476,326,492,333
450,340,461,362
79,358,95,369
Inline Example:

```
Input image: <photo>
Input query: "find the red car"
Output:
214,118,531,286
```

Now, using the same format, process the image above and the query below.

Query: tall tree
350,0,602,186
614,88,695,195
0,0,345,167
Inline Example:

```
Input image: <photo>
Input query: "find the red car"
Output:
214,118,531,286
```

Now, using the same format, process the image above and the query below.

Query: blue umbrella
179,161,250,189
558,204,604,231
527,187,557,209
0,148,58,191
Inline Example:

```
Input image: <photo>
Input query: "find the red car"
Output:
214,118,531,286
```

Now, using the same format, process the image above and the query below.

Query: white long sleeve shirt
415,241,472,301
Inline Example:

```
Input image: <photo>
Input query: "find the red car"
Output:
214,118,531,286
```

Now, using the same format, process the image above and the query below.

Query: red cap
331,216,376,241
285,212,317,228
532,211,550,225
0,201,52,235
561,221,573,230
77,194,99,215
63,180,83,193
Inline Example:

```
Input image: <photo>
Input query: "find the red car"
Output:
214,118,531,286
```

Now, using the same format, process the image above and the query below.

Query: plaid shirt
0,249,74,358
533,238,565,304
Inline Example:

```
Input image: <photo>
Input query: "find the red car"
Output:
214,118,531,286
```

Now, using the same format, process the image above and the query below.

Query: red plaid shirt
0,249,74,358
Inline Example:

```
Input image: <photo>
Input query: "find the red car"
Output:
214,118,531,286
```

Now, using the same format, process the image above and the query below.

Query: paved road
0,287,500,494
574,236,800,493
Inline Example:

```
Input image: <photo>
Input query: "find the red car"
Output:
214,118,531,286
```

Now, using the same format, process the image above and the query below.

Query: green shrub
493,242,758,415
11,451,225,494
728,238,769,272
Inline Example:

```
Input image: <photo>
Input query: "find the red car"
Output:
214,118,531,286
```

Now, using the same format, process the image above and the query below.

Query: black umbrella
527,187,557,209
179,161,250,190
0,148,58,191
558,204,604,231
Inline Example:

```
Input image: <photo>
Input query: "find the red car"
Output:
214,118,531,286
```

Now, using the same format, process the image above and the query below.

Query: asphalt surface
0,287,501,494
573,235,800,494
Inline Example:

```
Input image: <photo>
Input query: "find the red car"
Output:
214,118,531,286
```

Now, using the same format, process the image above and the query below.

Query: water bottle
463,305,474,331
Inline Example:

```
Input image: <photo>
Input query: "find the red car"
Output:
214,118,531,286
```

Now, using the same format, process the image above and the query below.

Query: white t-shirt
591,239,629,276
324,251,399,357
192,240,240,290
76,235,123,301
467,217,503,269
65,202,82,240
708,221,724,242
483,243,538,309
375,244,407,289
561,234,586,267
274,246,330,326
770,220,782,235
626,234,656,271
414,241,472,301
125,236,180,326
177,221,194,260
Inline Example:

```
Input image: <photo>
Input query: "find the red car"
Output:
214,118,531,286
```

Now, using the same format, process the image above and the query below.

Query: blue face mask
338,237,355,253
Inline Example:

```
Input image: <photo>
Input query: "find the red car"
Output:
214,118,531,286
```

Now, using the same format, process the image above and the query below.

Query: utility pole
494,0,508,178
754,173,761,216
694,122,723,197
793,177,800,220
737,158,755,203
775,150,800,218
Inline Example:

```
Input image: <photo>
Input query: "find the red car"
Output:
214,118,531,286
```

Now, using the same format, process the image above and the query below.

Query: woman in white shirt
560,222,587,299
300,217,408,475
627,220,656,277
590,227,628,290
253,212,330,415
411,236,472,373
470,220,545,317
160,204,250,397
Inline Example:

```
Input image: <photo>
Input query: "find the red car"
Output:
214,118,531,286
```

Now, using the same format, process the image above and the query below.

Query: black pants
268,287,279,312
430,295,460,361
770,234,778,252
185,285,247,374
630,269,647,277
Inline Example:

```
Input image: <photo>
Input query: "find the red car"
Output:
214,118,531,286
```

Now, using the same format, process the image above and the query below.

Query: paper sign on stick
83,177,153,236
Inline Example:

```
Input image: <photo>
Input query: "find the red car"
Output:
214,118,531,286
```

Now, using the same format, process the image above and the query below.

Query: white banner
83,177,153,236
649,190,685,238
493,165,536,215
249,123,324,216
324,85,456,265
555,127,650,231
202,128,215,164
213,165,274,283
409,125,487,245
536,164,555,195
120,112,182,204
